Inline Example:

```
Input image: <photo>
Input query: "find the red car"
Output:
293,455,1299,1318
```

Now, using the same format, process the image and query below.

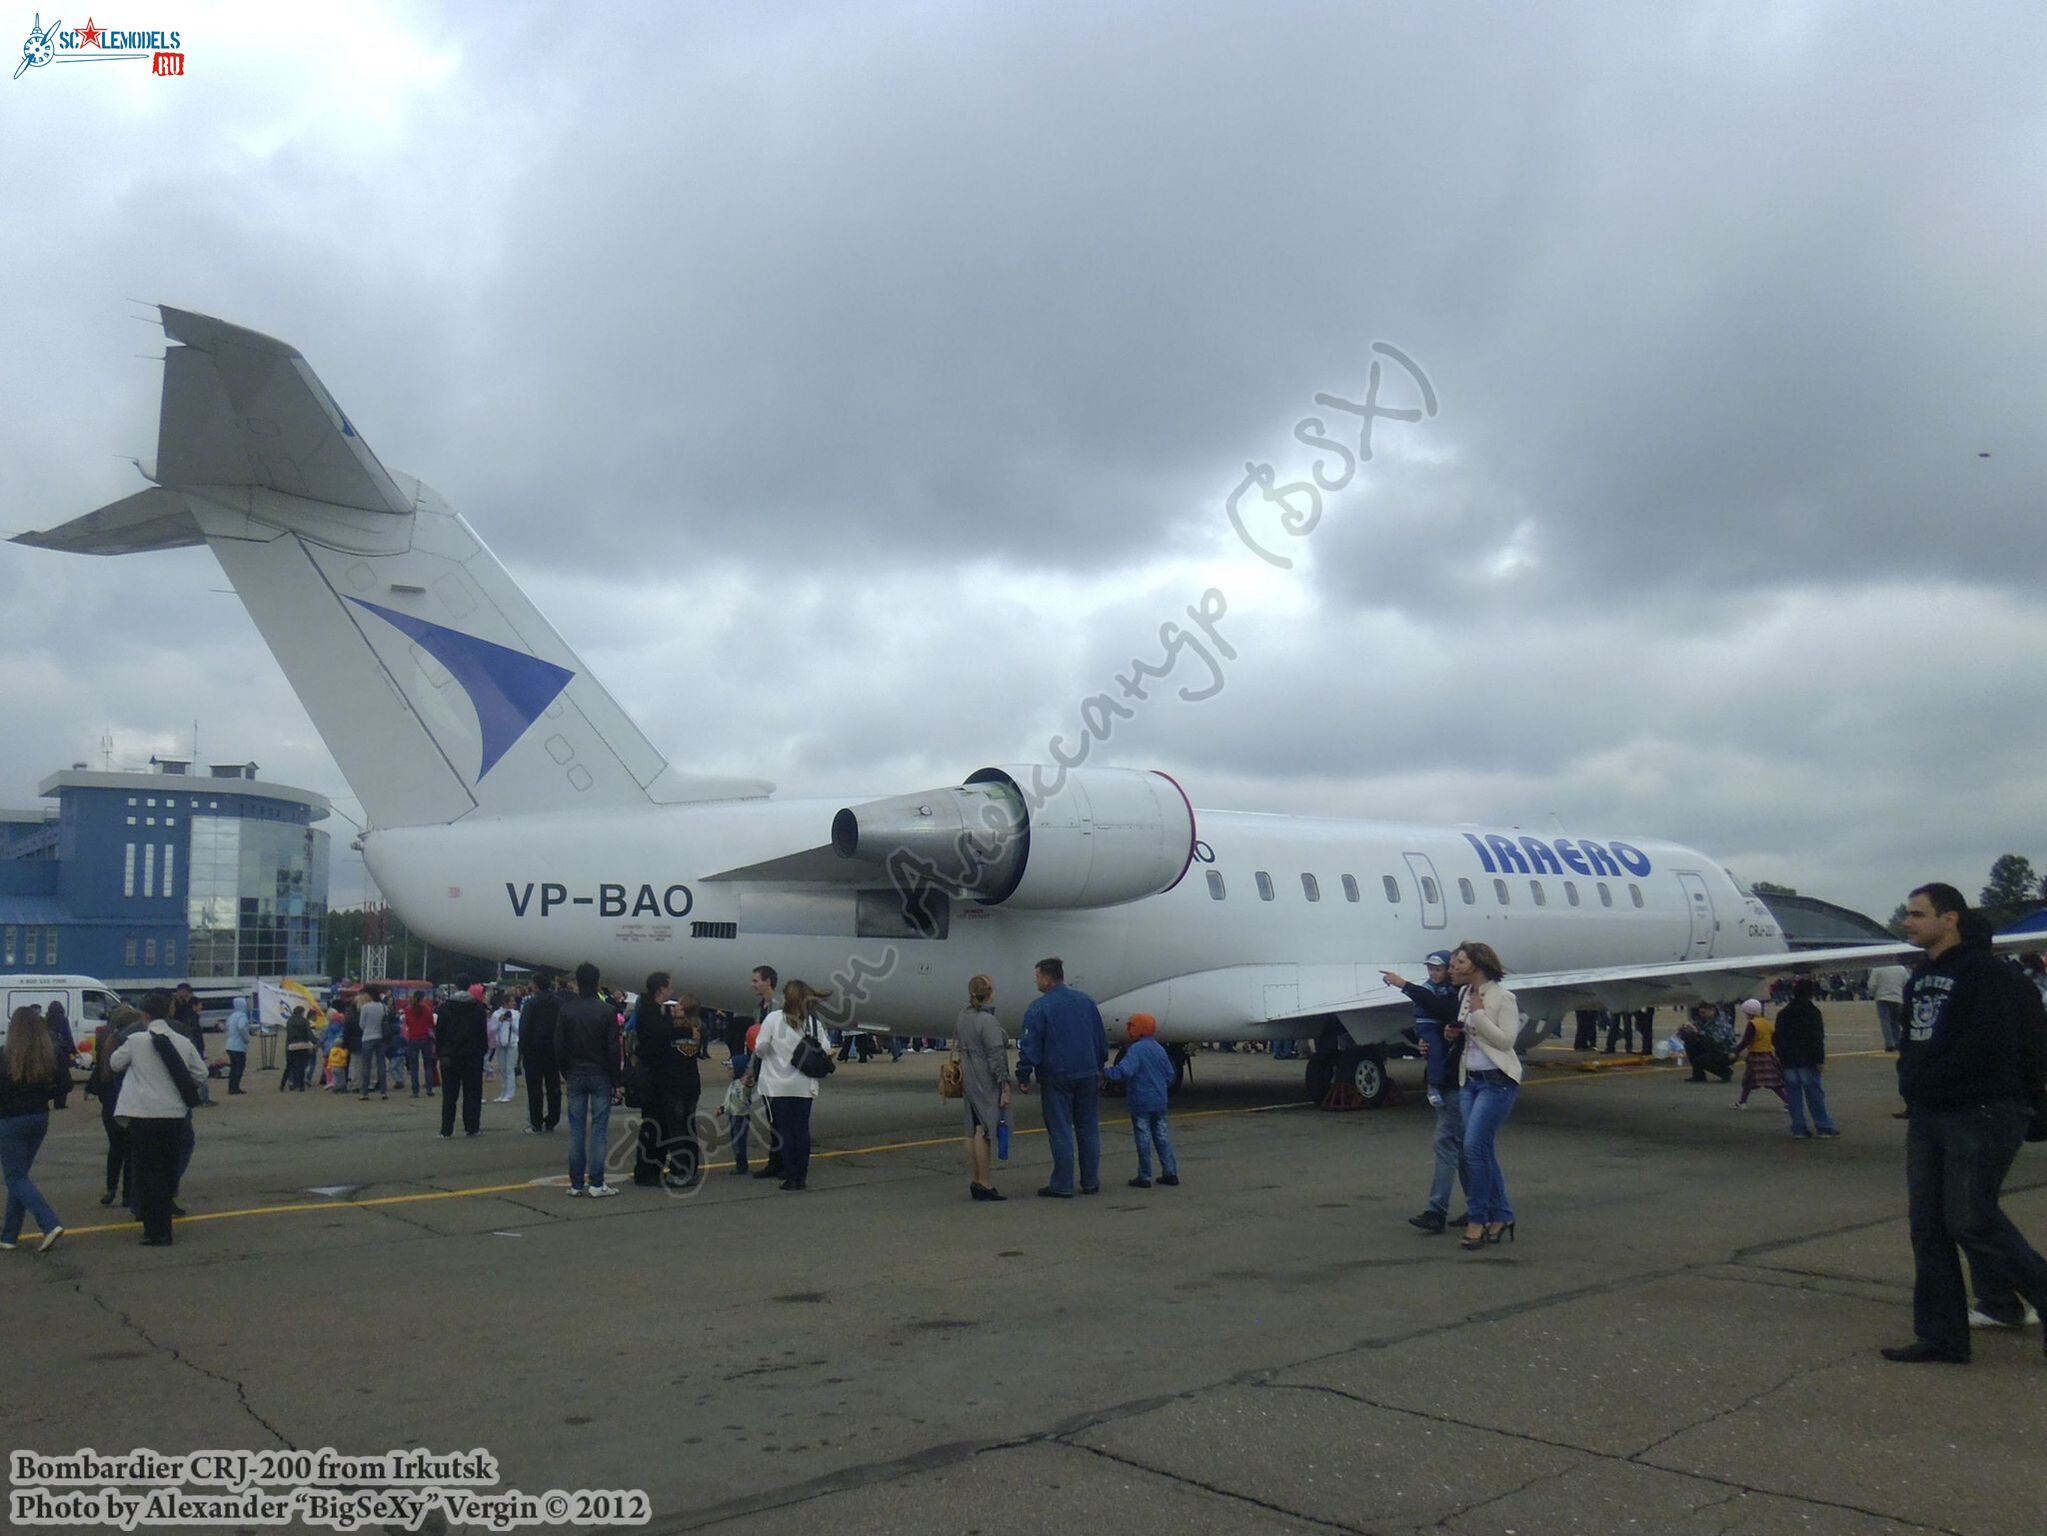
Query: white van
0,974,126,1050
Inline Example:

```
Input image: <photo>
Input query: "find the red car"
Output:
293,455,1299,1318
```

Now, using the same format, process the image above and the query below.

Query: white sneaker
38,1226,64,1253
587,1184,620,1199
565,1185,586,1197
1968,1304,2041,1329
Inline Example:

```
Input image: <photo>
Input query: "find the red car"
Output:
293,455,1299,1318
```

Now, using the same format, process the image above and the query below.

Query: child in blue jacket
1105,1013,1179,1188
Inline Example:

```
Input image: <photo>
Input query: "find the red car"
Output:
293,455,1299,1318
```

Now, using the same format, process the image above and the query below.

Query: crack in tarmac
78,1284,295,1450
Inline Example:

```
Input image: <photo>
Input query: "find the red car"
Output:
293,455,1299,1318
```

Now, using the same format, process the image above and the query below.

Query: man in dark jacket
172,983,213,1106
518,976,562,1133
1384,951,1466,1232
1772,978,1837,1139
557,962,622,1196
434,979,489,1138
1880,884,2047,1364
1017,957,1108,1198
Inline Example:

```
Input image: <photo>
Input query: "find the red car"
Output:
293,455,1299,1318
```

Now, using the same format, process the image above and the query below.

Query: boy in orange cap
1105,1014,1179,1188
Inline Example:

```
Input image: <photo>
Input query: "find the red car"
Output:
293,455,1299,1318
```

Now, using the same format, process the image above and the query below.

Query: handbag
151,1029,204,1110
938,1046,964,1100
791,1021,836,1080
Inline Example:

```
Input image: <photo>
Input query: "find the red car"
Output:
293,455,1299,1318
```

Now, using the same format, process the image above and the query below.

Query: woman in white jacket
1450,942,1522,1251
110,994,208,1248
753,980,828,1191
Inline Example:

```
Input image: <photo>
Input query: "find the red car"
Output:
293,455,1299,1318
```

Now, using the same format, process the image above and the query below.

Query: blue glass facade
0,766,330,986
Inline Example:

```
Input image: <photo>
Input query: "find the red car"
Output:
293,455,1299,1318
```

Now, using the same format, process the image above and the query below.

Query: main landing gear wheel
1320,1047,1390,1110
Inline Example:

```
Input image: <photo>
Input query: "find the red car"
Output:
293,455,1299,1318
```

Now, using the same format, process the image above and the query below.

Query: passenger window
1207,870,1226,900
1421,876,1440,904
1598,882,1613,907
1458,878,1475,904
1381,875,1401,903
1301,873,1320,902
1564,880,1580,906
1629,884,1644,908
1530,880,1546,906
1494,878,1510,904
1255,871,1275,901
1341,875,1360,902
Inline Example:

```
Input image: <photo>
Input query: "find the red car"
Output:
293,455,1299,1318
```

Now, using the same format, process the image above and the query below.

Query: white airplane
15,309,1948,1104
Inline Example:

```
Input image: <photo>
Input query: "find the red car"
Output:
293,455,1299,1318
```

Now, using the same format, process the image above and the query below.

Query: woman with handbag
110,990,208,1247
954,975,1013,1202
1450,942,1523,1252
754,980,831,1191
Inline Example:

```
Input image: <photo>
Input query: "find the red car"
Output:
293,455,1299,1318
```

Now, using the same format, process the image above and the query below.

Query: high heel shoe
1484,1221,1516,1244
1459,1224,1488,1250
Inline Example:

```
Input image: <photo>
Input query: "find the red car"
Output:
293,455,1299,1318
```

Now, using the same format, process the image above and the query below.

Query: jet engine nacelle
831,765,1197,911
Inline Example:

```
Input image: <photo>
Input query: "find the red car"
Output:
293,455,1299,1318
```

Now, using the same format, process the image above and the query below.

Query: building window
143,844,156,898
146,797,156,807
1494,878,1510,904
166,815,176,827
1301,873,1320,902
124,938,138,967
1629,884,1645,908
1598,882,1613,907
1341,874,1360,902
1382,875,1401,903
162,940,175,968
1564,880,1581,906
44,928,57,965
127,797,136,807
2,927,14,965
1459,878,1476,904
123,844,136,897
126,815,136,826
22,929,36,966
163,845,175,895
1206,869,1226,900
1530,880,1547,906
1255,871,1275,901
145,816,155,826
145,939,158,965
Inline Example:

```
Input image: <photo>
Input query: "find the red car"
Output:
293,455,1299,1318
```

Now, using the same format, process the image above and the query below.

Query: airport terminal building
0,758,331,991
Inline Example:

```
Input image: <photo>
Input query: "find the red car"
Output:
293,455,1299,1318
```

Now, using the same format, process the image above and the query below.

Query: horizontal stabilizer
11,486,201,555
155,306,412,513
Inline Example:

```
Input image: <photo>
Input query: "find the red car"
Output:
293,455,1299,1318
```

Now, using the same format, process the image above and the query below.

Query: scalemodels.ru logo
14,13,185,79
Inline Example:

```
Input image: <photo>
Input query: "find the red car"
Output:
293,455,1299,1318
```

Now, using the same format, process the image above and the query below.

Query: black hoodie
1897,941,2023,1109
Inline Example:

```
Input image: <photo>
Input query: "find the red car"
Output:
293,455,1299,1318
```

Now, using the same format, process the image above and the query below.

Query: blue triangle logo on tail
347,598,574,780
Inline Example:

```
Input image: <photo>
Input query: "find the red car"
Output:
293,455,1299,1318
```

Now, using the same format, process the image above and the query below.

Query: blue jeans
405,1039,436,1094
1781,1065,1835,1135
1040,1075,1102,1193
1427,1087,1469,1216
1459,1073,1519,1225
356,1043,388,1094
1906,1101,2047,1355
565,1071,614,1190
1131,1112,1176,1180
769,1096,814,1184
0,1111,60,1243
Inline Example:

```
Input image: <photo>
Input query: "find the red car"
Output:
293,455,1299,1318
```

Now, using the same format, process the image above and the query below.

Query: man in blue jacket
1017,957,1108,1198
1382,951,1466,1234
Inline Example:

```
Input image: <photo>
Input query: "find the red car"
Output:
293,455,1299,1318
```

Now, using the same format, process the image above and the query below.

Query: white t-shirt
754,1009,822,1099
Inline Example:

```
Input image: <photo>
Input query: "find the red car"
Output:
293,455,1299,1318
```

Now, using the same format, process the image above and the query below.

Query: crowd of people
3,883,2043,1376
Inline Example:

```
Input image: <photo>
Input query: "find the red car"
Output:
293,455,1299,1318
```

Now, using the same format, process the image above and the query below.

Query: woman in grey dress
957,974,1013,1202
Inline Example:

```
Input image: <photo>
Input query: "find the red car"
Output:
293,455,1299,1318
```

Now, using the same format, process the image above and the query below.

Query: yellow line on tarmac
52,1099,1317,1243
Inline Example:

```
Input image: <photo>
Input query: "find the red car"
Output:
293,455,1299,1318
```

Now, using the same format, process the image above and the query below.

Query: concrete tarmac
7,1005,2045,1535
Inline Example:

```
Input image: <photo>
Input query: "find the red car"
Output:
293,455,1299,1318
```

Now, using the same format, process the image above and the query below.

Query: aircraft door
1676,871,1715,959
1404,852,1447,931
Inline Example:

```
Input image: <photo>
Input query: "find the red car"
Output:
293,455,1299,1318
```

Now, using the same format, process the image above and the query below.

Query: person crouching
1105,1014,1179,1189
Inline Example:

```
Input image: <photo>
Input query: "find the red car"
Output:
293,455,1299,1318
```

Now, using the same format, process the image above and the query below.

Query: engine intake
831,766,1197,911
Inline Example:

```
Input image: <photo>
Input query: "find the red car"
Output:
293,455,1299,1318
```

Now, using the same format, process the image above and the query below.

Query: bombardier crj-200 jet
16,309,1955,1104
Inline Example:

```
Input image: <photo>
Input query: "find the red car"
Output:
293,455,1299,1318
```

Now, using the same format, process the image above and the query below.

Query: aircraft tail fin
14,307,769,828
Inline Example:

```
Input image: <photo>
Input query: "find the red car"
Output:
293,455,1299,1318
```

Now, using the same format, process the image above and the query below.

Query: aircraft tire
1304,1053,1335,1103
1345,1047,1390,1109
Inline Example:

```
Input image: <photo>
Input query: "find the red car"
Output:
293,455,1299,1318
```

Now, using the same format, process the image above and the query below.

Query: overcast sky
4,0,2042,923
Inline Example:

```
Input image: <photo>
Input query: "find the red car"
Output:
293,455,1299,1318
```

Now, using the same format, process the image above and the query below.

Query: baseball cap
1425,950,1453,968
